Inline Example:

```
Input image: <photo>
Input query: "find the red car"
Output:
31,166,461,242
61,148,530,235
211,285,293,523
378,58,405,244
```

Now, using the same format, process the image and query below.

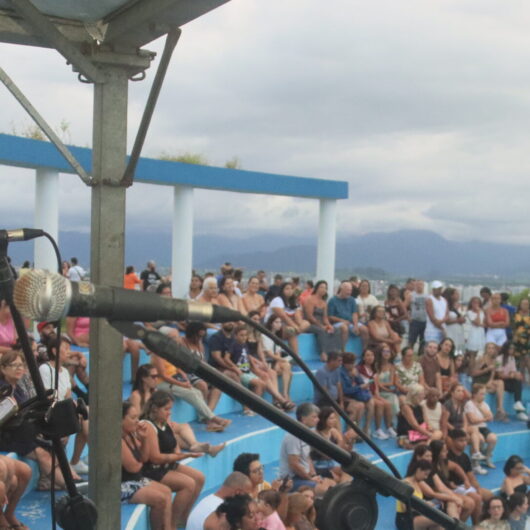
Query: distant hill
6,229,530,279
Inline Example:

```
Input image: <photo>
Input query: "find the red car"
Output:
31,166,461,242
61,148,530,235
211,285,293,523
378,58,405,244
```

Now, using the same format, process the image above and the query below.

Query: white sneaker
473,465,488,475
387,427,398,438
71,460,89,474
374,429,389,440
516,412,529,421
514,401,526,412
471,452,486,460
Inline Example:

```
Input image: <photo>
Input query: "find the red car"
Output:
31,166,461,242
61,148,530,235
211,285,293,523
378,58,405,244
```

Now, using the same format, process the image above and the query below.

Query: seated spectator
261,315,293,401
296,486,317,527
242,277,266,319
367,305,401,355
303,280,343,362
471,342,508,422
187,472,252,530
313,351,343,408
384,284,407,336
182,322,222,412
419,341,442,394
257,270,269,297
279,403,335,494
121,401,172,529
208,494,260,530
265,274,283,304
374,344,400,432
340,352,374,436
311,407,352,483
257,489,287,530
500,455,530,501
0,300,18,355
143,283,183,339
356,279,379,326
466,296,486,362
437,338,457,397
485,293,510,347
129,365,225,457
495,342,528,421
208,322,239,381
298,280,314,306
464,383,498,471
327,280,368,351
124,265,142,290
479,497,510,530
358,348,395,440
0,454,31,529
395,346,426,398
141,391,205,528
447,428,493,524
397,384,441,449
152,351,229,431
395,459,440,530
218,276,246,315
198,276,221,318
285,493,316,530
265,282,310,356
507,492,528,530
40,335,89,476
187,274,203,301
422,387,448,438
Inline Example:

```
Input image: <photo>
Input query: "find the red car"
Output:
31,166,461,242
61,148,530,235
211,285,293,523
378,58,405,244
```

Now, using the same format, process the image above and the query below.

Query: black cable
238,314,402,479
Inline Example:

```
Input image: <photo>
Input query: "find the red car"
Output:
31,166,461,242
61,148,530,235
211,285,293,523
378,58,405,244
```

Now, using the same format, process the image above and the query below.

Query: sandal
282,401,296,411
206,423,224,432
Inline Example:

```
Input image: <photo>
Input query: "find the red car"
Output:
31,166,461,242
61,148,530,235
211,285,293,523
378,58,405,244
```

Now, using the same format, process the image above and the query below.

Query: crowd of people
0,258,528,528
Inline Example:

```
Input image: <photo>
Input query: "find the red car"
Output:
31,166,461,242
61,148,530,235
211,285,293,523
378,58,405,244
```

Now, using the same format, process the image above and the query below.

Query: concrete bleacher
10,332,530,529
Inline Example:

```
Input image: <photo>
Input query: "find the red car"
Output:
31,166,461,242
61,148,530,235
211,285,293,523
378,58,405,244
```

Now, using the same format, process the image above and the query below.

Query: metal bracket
120,27,181,187
5,0,105,84
0,66,93,186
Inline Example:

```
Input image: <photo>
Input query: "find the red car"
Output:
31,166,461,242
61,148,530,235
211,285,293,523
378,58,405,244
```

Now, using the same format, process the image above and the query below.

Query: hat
37,321,54,334
431,280,443,289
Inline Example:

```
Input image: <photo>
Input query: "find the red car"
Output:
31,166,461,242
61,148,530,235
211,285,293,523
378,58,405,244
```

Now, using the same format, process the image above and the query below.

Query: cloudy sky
1,0,530,245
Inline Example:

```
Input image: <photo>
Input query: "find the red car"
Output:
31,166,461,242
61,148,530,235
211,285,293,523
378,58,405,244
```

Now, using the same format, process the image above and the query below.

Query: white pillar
34,168,59,272
172,185,194,298
316,199,337,290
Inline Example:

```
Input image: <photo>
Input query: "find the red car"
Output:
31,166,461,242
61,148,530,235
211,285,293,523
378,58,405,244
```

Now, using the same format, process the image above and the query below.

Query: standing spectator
67,257,86,282
485,293,510,347
140,260,162,292
327,280,368,351
303,281,343,362
507,493,528,530
424,281,448,344
187,472,252,530
62,260,70,277
479,497,510,530
464,384,498,471
408,280,427,353
124,265,142,290
279,403,335,494
500,293,516,341
480,287,493,311
443,288,466,353
419,341,442,394
437,338,457,396
466,296,486,364
356,279,379,326
384,284,407,336
495,342,528,421
313,352,343,407
186,274,203,301
512,298,530,376
367,305,401,355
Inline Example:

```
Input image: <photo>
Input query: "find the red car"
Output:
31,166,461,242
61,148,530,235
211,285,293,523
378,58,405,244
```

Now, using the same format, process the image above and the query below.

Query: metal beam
0,66,93,185
5,0,104,83
121,26,180,186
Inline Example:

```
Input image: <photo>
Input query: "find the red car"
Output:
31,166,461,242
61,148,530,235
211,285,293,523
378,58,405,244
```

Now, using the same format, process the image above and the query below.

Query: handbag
408,422,429,442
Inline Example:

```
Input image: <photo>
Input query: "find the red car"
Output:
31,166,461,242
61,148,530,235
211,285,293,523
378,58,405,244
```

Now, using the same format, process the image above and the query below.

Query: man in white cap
424,280,448,344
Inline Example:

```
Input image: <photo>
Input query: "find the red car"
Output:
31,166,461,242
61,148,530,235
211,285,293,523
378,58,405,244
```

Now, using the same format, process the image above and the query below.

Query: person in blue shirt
327,281,369,350
314,352,343,407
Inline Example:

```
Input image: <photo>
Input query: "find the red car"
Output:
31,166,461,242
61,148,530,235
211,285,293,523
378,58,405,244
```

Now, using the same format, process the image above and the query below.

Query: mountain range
7,229,530,280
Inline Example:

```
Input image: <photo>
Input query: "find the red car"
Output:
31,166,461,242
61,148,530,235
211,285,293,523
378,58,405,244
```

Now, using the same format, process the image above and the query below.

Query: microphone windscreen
14,270,70,321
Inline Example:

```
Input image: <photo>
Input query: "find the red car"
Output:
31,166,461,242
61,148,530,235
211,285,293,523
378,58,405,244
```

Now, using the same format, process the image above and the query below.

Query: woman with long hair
218,276,246,315
479,497,510,530
437,338,457,397
242,276,266,319
443,288,466,353
500,455,530,501
512,298,530,378
356,280,378,325
485,293,510,347
465,296,486,372
214,494,260,530
374,344,400,429
285,493,315,530
385,284,407,336
303,280,343,362
367,305,402,355
141,391,205,528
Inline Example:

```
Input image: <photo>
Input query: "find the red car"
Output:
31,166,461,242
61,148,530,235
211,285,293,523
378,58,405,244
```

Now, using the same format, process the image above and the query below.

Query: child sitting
257,489,286,530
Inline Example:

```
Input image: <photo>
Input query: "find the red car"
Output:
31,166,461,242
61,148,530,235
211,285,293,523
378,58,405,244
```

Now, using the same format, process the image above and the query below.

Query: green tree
159,152,209,165
225,156,242,169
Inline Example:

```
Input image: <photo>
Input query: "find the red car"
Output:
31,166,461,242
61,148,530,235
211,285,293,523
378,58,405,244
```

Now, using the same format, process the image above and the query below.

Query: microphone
13,270,241,323
0,228,45,242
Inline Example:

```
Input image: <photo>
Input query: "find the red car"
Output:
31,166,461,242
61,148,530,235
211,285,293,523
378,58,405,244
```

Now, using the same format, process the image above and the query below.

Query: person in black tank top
142,391,206,528
121,401,172,529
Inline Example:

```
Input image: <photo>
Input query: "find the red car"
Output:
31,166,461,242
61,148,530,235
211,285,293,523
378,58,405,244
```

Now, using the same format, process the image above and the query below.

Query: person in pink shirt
0,300,17,354
257,490,286,530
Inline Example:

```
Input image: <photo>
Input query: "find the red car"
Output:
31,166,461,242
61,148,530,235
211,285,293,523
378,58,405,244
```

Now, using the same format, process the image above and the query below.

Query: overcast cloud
1,0,530,245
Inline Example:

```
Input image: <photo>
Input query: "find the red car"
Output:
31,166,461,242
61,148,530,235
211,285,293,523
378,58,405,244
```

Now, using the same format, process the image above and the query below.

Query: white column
172,185,194,298
34,168,59,272
316,199,337,290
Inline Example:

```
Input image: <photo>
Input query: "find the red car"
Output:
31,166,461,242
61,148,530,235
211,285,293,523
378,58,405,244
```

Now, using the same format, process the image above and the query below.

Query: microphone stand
111,322,469,530
0,232,96,530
